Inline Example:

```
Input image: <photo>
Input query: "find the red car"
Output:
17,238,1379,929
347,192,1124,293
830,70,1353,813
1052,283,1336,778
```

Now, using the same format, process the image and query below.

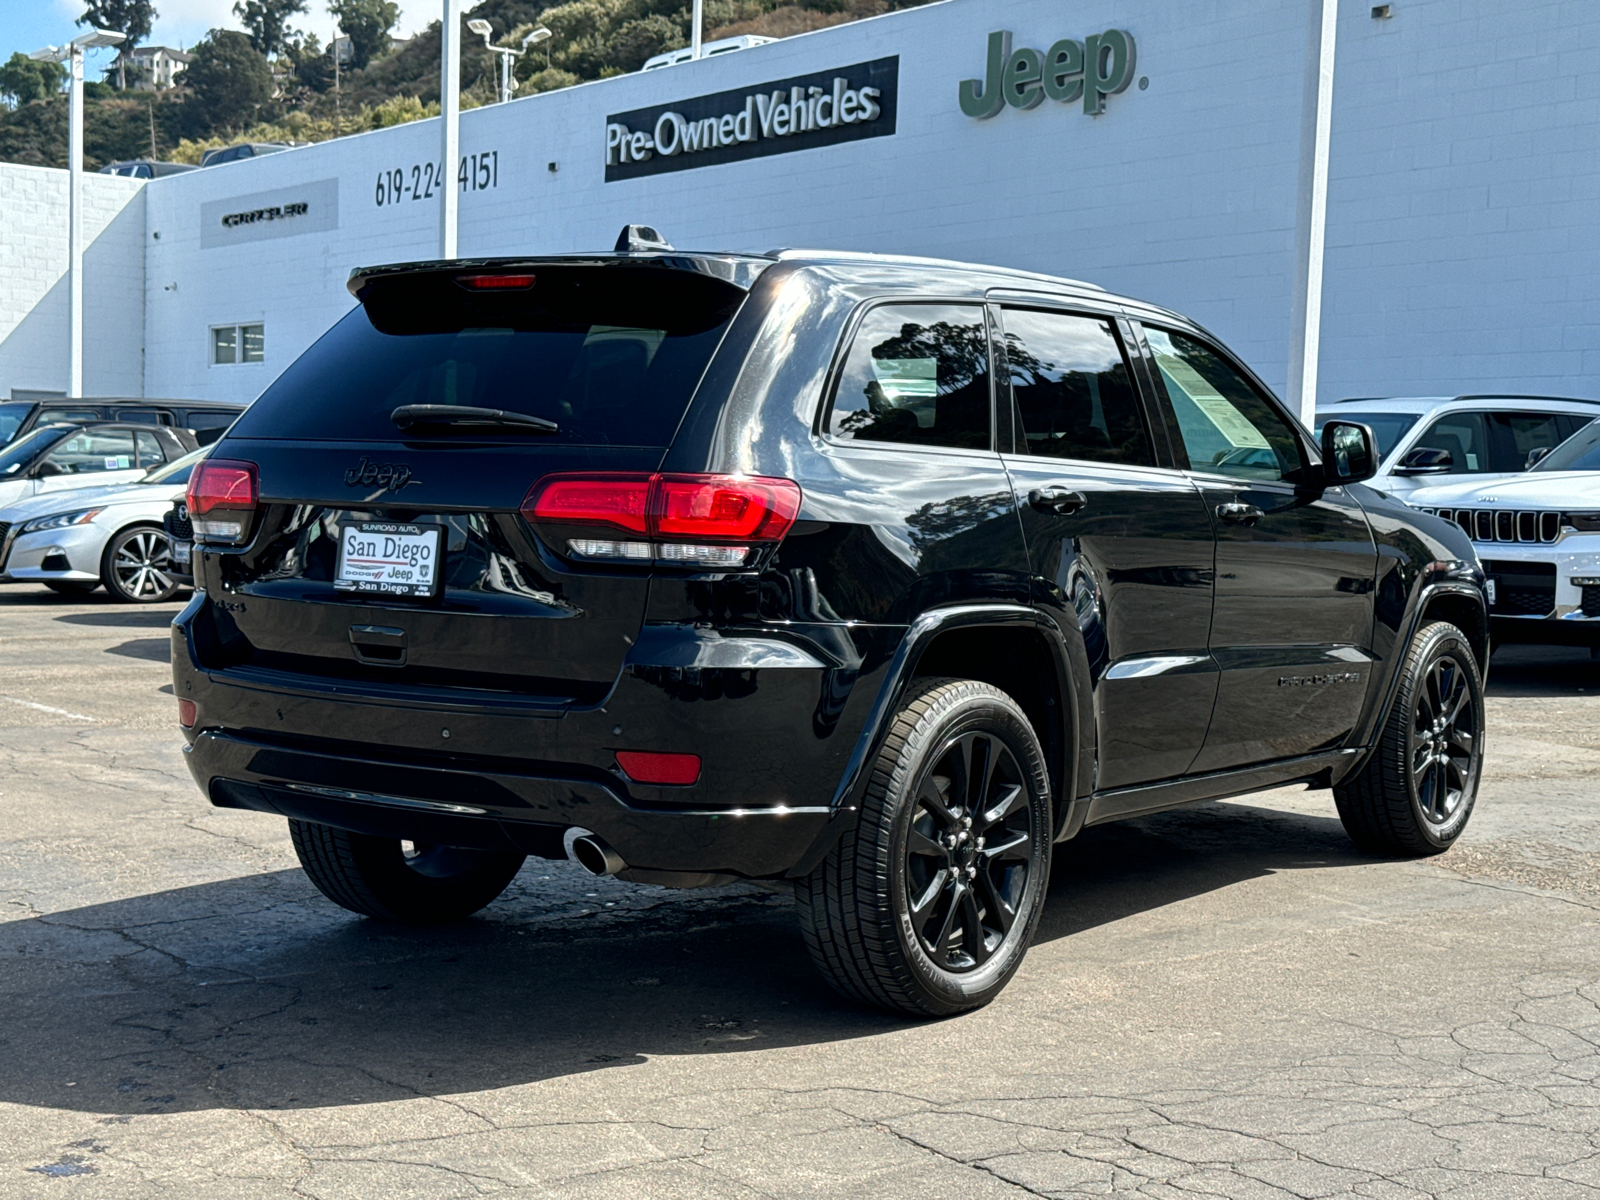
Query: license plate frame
1486,578,1498,605
334,521,444,599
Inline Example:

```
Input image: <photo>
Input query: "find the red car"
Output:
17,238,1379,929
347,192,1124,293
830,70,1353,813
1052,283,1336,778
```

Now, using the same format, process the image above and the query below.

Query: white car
0,422,195,508
1315,394,1600,501
1408,419,1600,653
0,448,206,602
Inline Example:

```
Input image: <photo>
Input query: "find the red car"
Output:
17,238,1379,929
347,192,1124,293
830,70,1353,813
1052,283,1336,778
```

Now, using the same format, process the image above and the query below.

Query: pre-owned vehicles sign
604,57,898,181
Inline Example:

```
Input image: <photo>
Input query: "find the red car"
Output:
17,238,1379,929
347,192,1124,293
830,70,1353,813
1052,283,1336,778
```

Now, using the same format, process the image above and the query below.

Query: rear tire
288,820,526,923
795,678,1053,1018
1334,621,1484,856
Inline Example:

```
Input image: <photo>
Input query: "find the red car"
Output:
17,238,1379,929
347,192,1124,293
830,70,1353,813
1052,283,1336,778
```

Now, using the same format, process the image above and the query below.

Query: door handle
1028,487,1089,515
1216,502,1264,525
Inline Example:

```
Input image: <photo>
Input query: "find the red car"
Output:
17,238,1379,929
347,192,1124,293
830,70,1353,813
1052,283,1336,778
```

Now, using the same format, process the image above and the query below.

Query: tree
232,0,309,58
0,53,67,108
330,0,400,71
79,0,157,89
183,31,272,134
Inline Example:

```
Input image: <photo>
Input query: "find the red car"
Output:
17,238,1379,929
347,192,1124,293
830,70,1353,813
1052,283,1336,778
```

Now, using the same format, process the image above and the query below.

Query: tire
44,580,98,596
795,678,1053,1018
100,524,181,603
288,820,526,923
1334,621,1485,856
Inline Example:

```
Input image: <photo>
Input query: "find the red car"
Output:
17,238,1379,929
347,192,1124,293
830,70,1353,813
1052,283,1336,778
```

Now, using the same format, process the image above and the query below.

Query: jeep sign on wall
959,30,1137,118
605,57,898,181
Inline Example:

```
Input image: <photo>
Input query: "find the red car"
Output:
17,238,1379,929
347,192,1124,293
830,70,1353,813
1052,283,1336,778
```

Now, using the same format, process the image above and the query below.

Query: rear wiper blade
390,404,559,434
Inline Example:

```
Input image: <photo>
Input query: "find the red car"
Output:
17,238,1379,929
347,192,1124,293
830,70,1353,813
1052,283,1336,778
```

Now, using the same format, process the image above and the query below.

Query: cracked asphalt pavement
2,584,1599,1198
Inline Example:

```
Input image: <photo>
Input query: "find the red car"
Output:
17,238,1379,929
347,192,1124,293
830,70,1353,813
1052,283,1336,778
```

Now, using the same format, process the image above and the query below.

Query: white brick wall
0,164,145,398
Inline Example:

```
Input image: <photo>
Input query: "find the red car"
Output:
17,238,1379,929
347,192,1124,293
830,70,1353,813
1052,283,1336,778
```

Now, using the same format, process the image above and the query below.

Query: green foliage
183,30,273,135
232,0,310,58
0,53,67,108
78,0,157,88
330,0,400,71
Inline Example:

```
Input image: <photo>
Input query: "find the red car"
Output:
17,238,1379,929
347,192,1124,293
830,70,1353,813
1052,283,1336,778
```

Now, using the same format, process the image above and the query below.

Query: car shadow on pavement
1486,644,1599,698
0,799,1363,1118
54,608,184,628
105,637,171,662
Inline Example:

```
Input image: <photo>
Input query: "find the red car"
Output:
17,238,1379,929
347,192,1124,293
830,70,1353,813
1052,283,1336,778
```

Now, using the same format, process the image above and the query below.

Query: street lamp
467,19,549,104
31,28,125,400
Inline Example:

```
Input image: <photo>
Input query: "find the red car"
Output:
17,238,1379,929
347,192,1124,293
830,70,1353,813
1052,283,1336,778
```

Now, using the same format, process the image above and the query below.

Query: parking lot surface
2,584,1598,1199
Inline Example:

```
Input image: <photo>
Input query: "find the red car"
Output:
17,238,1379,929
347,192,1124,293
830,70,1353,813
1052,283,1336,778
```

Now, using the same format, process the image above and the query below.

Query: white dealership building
1,0,1597,410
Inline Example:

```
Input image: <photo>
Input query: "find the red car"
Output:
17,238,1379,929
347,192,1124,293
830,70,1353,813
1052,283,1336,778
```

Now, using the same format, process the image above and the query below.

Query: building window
212,323,263,365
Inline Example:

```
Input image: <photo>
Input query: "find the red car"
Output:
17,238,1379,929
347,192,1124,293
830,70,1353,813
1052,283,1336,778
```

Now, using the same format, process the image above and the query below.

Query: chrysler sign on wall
605,57,898,181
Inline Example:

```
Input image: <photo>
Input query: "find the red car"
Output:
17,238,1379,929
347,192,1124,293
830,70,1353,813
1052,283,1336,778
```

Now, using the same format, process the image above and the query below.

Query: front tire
796,678,1053,1018
1334,621,1485,856
288,820,526,923
101,524,181,603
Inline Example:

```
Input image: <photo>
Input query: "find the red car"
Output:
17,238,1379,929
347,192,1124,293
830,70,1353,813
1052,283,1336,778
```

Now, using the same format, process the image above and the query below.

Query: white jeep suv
1409,419,1600,652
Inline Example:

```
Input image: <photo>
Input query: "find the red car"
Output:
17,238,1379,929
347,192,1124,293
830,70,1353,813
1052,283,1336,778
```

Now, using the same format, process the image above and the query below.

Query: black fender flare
785,603,1086,877
1341,566,1488,784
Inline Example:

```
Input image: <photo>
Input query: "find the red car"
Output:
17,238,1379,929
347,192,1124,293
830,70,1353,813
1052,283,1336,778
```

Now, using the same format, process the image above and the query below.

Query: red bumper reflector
177,699,196,728
615,750,701,786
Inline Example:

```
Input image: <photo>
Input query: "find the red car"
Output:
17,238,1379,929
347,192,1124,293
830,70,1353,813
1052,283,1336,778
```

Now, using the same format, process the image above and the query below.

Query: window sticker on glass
1154,354,1271,450
871,356,938,403
104,455,130,470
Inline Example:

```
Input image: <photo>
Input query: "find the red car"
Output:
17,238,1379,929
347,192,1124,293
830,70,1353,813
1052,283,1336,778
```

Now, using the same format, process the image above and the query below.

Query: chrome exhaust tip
570,834,626,877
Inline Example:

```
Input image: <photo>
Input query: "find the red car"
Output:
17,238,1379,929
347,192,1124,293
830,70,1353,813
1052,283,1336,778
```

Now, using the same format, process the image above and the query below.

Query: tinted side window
1145,327,1304,481
829,304,991,451
1415,412,1488,473
134,430,165,466
1490,412,1576,471
1001,309,1152,466
43,429,137,474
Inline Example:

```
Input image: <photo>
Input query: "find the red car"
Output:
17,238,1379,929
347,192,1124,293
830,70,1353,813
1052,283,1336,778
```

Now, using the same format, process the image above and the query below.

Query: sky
1,0,429,69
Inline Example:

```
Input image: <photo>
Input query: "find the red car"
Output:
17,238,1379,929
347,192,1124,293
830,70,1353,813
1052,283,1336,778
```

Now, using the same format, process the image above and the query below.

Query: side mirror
1320,420,1377,485
1394,446,1454,476
1526,446,1551,470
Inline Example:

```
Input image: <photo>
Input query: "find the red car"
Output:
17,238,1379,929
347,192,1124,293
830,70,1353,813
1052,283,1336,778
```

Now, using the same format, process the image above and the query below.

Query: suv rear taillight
186,459,259,544
521,473,802,568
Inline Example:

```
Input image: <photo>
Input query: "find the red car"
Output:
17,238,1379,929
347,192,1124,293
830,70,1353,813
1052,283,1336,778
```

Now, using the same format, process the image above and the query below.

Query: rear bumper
186,729,831,877
172,594,891,879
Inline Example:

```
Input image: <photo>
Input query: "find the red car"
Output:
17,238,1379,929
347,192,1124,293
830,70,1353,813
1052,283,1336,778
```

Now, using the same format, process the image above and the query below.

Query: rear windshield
228,266,745,445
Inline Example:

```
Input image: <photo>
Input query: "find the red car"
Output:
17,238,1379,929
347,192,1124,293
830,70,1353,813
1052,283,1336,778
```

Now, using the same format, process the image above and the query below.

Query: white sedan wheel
102,525,180,603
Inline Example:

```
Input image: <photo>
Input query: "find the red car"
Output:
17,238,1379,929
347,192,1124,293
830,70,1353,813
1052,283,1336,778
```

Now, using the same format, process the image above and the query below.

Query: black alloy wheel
1334,621,1485,856
904,731,1036,972
1410,651,1477,827
101,525,180,603
797,677,1053,1017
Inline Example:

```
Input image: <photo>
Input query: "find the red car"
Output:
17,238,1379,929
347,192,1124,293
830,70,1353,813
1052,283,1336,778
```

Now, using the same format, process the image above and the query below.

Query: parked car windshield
0,402,34,446
0,426,68,475
1533,418,1600,472
140,446,207,485
1314,411,1419,464
227,267,745,445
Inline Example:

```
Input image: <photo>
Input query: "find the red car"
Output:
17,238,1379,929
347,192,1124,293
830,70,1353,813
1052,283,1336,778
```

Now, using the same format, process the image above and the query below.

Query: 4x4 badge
344,458,416,492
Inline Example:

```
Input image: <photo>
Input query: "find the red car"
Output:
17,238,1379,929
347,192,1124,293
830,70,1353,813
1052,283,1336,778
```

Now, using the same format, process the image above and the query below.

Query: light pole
691,0,704,59
31,28,125,399
440,0,461,259
466,20,549,104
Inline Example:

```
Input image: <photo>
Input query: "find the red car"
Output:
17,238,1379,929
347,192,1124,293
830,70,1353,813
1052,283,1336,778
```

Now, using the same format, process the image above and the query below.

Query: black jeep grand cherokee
173,239,1489,1017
